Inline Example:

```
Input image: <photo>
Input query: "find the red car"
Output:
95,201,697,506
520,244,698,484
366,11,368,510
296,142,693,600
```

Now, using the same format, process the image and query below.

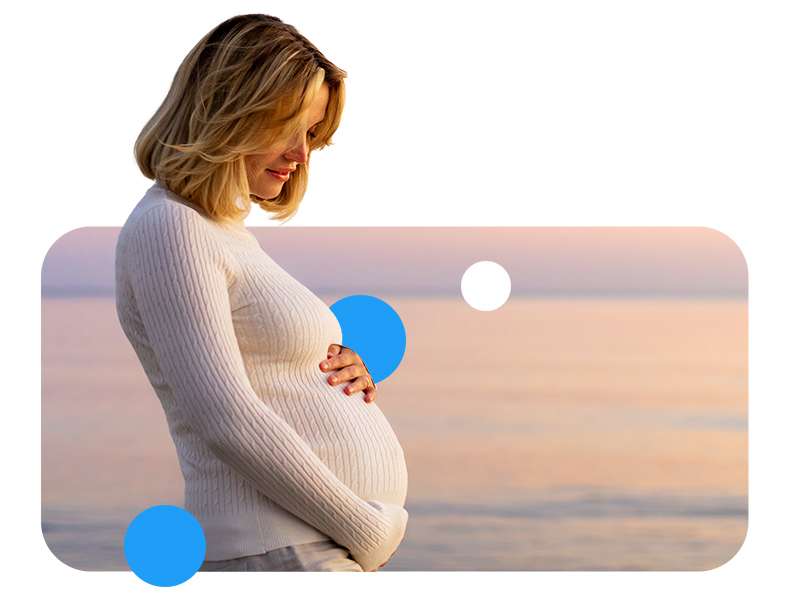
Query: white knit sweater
115,184,408,571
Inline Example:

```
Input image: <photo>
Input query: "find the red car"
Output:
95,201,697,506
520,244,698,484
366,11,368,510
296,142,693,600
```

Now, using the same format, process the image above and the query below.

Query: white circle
461,261,511,311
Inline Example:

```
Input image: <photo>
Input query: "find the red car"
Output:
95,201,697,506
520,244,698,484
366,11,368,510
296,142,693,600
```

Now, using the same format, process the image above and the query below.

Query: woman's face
245,83,330,200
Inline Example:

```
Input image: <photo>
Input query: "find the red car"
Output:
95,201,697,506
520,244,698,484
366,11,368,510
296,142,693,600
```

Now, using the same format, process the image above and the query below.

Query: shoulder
121,183,210,236
117,184,223,258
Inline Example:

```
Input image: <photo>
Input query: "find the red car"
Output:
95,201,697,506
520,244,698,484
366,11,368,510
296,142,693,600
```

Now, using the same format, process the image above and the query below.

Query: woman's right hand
372,537,402,571
348,501,407,571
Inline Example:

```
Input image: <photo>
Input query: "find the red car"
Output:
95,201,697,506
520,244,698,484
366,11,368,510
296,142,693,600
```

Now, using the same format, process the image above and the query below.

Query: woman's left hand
319,344,378,403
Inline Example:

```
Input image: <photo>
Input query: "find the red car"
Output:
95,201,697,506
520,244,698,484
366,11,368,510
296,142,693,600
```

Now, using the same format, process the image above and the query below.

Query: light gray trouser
198,540,364,572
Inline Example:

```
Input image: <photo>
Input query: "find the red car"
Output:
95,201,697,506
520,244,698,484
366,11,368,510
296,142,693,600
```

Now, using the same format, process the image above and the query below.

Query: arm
121,204,405,571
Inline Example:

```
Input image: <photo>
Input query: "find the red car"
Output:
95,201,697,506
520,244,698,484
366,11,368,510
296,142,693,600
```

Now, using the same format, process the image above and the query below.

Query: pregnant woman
115,14,407,572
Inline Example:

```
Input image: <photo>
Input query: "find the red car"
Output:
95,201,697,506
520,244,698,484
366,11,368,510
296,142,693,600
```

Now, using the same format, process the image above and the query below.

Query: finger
329,366,368,388
343,375,373,396
363,386,378,404
326,344,343,360
320,350,358,373
331,345,359,365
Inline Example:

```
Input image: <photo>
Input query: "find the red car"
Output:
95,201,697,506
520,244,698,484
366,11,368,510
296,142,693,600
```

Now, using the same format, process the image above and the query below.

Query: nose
283,133,309,164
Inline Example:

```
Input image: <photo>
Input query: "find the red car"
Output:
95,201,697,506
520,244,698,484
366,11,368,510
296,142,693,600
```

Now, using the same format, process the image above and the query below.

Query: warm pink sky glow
42,227,746,297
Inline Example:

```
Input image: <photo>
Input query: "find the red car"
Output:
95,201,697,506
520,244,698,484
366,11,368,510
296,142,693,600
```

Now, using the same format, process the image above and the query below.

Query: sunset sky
42,226,746,298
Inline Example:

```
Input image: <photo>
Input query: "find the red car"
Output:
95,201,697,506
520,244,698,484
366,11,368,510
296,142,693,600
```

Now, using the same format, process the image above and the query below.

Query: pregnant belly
264,374,408,504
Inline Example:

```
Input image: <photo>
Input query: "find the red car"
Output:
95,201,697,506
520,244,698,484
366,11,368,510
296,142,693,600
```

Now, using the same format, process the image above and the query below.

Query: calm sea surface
41,296,747,571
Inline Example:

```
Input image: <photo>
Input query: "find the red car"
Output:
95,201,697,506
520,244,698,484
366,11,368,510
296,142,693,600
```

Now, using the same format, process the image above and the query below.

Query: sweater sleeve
120,203,406,572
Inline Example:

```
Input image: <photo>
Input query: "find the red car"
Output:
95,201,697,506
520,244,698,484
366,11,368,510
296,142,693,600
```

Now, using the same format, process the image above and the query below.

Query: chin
252,187,283,202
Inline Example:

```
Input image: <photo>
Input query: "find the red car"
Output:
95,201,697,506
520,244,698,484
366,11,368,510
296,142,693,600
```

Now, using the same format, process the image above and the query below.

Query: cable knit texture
115,184,408,571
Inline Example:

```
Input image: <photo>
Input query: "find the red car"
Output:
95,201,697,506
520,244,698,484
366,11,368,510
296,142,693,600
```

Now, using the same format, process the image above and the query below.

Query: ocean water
41,296,747,571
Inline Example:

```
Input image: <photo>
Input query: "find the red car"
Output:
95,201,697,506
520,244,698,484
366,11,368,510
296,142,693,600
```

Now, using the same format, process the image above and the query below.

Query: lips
267,168,294,182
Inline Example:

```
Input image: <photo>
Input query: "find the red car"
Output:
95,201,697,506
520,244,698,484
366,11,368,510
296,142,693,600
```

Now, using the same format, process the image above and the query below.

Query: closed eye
308,119,324,140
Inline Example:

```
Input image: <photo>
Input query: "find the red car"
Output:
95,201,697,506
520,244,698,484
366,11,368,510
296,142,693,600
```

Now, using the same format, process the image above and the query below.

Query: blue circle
124,505,206,587
329,295,406,383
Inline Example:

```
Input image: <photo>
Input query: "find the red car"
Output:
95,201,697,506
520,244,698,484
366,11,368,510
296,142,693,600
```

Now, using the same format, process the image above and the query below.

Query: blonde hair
135,14,346,221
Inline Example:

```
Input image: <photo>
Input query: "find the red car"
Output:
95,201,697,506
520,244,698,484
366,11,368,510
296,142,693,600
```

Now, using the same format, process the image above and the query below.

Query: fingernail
327,352,333,359
330,376,338,384
321,362,328,370
346,386,352,394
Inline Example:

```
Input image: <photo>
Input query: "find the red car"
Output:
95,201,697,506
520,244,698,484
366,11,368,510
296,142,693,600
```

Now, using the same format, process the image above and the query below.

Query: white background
3,0,798,597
